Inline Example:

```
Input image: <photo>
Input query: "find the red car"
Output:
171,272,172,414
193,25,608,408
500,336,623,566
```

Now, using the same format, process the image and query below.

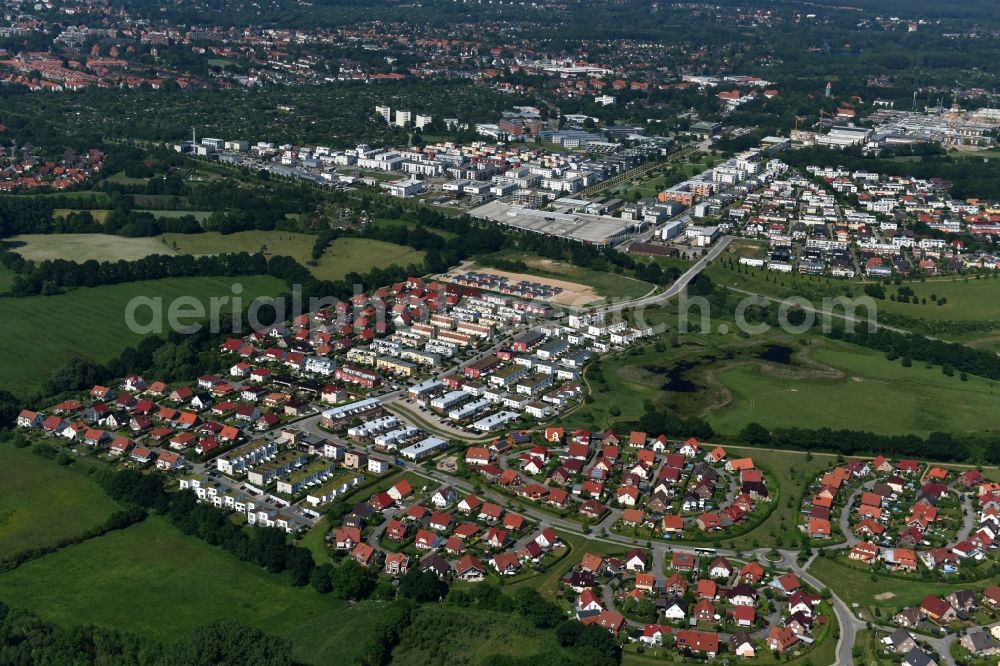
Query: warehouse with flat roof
469,200,639,247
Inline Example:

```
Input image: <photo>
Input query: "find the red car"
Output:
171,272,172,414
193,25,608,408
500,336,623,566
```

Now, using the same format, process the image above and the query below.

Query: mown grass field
0,275,285,398
473,250,654,301
0,446,121,555
161,231,425,282
0,516,386,665
707,340,1000,437
10,233,178,262
316,237,424,281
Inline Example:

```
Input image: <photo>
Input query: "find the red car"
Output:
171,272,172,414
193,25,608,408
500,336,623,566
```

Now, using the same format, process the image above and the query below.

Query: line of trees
0,505,147,574
2,250,271,296
833,326,1000,382
739,422,971,463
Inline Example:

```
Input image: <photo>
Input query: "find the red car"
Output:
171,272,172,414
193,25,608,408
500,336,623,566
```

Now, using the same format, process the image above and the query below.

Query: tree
398,568,448,602
310,564,333,594
740,422,771,446
332,560,375,601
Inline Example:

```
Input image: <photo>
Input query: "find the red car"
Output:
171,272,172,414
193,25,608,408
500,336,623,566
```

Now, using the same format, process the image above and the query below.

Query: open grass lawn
808,555,998,611
313,237,424,281
0,516,386,665
160,231,424,282
0,275,285,398
472,250,654,301
390,604,555,665
0,446,121,555
9,233,178,262
874,276,1000,346
708,340,1000,437
160,230,315,259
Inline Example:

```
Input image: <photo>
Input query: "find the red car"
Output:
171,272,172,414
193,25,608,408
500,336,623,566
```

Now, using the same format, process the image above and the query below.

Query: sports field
0,516,385,665
0,275,285,398
707,341,1000,436
0,446,121,555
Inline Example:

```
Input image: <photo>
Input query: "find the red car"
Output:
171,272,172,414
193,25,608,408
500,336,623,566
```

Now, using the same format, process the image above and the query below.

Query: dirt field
439,261,602,307
9,234,179,262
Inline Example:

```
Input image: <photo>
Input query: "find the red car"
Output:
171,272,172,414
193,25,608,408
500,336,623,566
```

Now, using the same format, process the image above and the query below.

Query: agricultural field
9,233,178,262
707,340,1000,437
472,250,655,302
0,446,121,555
0,516,386,666
0,275,286,398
